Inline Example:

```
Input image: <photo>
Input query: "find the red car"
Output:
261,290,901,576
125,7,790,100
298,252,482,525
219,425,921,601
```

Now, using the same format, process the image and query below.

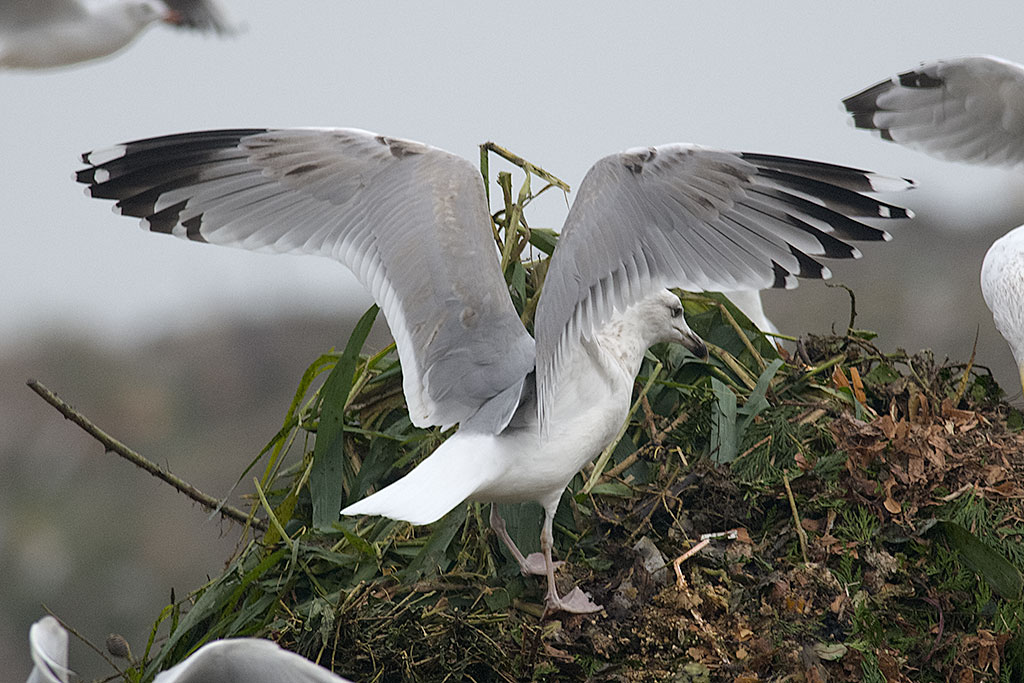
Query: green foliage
710,358,784,463
310,304,380,529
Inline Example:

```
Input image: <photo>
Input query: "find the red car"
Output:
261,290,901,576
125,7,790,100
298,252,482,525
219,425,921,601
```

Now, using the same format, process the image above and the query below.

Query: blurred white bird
25,615,354,683
0,0,231,70
26,617,70,683
77,128,911,612
844,55,1024,393
980,226,1024,394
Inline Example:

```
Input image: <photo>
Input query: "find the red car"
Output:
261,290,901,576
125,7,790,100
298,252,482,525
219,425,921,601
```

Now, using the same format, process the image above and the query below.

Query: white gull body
341,291,703,609
0,0,230,70
77,127,912,612
24,615,353,683
982,226,1024,393
845,55,1024,392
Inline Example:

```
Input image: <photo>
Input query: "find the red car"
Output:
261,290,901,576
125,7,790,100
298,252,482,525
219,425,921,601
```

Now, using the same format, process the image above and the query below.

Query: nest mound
124,309,1024,682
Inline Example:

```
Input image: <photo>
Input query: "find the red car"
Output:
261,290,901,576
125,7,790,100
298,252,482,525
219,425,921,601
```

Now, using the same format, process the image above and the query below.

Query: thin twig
826,282,857,334
600,445,648,484
952,326,980,406
43,606,127,679
479,141,571,193
673,538,710,588
782,471,809,564
26,379,266,531
734,434,772,462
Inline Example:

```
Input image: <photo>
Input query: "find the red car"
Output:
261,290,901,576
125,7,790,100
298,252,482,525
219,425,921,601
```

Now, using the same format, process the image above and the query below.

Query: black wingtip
897,69,944,89
769,261,794,289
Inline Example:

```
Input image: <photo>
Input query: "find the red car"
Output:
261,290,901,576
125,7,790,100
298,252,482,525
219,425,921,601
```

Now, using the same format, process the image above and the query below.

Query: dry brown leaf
983,465,1007,486
849,366,867,403
832,365,851,391
909,391,930,423
794,450,812,471
876,414,898,439
908,456,925,481
883,476,902,514
542,643,573,660
801,517,822,533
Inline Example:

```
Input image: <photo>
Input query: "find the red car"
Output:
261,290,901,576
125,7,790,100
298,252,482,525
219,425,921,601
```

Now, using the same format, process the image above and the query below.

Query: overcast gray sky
4,1,1024,351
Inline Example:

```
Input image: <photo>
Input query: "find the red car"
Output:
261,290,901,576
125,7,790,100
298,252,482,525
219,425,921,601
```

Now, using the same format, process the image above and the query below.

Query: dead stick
43,606,127,679
26,379,266,531
782,470,809,564
598,410,691,485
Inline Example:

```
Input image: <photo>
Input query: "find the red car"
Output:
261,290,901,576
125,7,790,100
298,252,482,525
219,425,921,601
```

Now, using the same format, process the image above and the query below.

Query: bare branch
26,379,267,531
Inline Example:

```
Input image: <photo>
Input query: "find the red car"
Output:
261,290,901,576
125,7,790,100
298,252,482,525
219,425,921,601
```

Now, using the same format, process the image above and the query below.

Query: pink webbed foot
545,586,603,615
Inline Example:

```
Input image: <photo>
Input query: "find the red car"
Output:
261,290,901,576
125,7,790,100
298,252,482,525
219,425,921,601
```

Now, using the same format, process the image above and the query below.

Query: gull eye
671,306,683,319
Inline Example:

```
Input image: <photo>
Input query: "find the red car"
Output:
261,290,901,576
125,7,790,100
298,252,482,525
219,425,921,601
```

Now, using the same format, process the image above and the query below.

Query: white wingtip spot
820,265,833,279
84,144,127,166
784,273,798,290
850,247,864,259
867,174,915,193
881,229,893,241
140,217,151,230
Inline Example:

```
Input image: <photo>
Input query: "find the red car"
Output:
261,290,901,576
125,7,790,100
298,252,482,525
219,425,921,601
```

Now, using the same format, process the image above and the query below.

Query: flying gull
844,55,1024,393
76,127,912,612
0,0,231,70
24,615,354,683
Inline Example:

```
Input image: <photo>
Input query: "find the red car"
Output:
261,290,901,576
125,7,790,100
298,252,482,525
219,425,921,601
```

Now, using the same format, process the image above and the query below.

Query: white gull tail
340,433,502,526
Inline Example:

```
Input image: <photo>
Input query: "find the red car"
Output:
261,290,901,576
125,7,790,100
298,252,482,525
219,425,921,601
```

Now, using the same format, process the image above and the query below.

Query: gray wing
77,128,534,433
27,617,70,683
843,55,1024,168
0,0,85,32
153,639,352,683
163,0,233,34
535,144,913,425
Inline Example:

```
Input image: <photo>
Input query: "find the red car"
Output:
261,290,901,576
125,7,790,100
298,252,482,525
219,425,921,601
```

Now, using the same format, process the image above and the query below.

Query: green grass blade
400,505,468,580
311,305,380,530
931,520,1024,600
710,377,738,463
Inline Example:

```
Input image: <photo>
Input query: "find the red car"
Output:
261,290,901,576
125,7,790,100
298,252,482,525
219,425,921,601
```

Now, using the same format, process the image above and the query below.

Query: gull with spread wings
844,55,1024,395
77,128,912,612
0,0,231,69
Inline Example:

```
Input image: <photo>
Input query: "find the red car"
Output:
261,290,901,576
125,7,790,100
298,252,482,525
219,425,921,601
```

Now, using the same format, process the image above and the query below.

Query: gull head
641,289,708,359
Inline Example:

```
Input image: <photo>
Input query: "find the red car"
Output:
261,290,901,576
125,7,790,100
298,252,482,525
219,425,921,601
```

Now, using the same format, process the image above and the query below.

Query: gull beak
681,331,709,361
162,9,185,26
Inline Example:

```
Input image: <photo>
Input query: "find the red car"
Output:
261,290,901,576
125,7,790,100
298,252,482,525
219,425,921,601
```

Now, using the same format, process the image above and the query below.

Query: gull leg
489,504,558,576
539,503,601,615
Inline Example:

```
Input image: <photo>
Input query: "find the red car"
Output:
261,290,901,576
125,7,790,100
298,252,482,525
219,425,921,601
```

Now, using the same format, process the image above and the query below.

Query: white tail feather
340,432,503,525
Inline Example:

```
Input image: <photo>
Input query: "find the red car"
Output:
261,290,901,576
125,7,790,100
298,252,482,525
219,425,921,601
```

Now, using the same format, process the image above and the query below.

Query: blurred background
4,2,1024,679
